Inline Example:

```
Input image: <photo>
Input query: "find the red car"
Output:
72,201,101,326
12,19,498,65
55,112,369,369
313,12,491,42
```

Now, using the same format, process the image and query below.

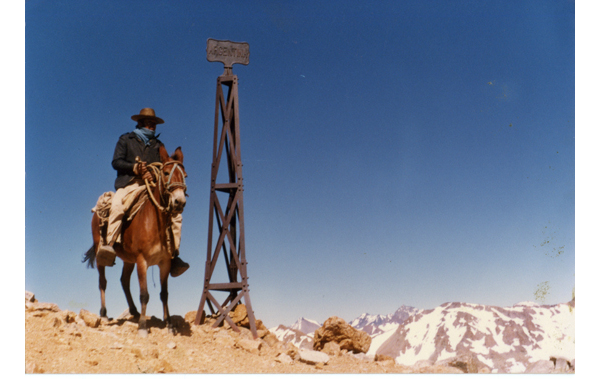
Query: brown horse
83,145,187,337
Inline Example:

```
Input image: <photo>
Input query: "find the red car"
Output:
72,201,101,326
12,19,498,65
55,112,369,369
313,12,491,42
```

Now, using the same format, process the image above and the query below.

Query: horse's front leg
159,260,173,334
120,262,140,318
136,258,149,338
98,265,108,319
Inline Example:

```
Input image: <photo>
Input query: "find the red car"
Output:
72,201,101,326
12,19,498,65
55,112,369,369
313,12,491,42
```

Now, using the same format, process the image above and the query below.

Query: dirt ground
25,304,462,374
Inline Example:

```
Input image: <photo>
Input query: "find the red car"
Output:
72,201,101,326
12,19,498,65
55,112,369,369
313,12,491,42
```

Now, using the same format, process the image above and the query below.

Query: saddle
91,187,149,244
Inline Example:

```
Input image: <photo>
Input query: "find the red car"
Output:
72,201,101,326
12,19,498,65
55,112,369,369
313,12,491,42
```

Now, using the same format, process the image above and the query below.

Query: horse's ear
171,146,183,163
159,144,170,163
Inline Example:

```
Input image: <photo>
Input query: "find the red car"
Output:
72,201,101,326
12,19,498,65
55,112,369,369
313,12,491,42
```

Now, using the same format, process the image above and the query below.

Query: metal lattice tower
194,39,257,338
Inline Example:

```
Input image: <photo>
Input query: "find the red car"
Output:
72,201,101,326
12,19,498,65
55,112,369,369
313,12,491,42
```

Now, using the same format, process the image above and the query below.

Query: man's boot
97,244,117,267
170,252,189,277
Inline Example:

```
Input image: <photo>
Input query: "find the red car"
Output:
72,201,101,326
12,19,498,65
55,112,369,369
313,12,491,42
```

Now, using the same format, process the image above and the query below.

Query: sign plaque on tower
206,38,249,74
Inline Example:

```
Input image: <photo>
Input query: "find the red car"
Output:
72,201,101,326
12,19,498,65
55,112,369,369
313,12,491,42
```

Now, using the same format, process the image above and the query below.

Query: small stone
79,309,101,328
154,359,174,373
117,308,136,320
286,343,300,360
111,342,124,349
322,341,341,356
275,353,293,365
25,291,36,303
184,310,198,324
298,349,330,365
315,362,325,369
235,338,263,354
130,347,144,359
166,342,177,349
262,332,281,347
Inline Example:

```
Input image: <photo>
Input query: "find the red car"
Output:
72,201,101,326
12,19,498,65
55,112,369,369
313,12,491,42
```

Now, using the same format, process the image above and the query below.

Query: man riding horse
96,108,190,277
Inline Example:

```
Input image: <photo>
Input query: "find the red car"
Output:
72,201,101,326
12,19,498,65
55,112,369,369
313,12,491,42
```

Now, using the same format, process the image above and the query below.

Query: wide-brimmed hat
131,108,165,124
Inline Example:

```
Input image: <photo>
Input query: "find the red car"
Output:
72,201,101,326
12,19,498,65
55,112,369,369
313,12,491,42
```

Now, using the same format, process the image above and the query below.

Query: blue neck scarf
133,127,156,145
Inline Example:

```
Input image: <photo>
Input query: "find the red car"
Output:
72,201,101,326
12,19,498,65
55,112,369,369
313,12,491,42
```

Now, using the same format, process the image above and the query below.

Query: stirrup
97,245,116,267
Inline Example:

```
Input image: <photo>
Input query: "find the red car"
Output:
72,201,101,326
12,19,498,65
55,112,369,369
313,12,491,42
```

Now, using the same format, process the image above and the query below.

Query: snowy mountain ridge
376,300,575,373
268,300,574,373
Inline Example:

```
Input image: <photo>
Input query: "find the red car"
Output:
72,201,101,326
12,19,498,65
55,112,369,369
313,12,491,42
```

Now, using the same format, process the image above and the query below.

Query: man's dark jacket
112,131,164,190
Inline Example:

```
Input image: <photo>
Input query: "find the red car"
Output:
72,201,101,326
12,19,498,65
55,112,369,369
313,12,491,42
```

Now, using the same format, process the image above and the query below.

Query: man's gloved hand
134,161,153,181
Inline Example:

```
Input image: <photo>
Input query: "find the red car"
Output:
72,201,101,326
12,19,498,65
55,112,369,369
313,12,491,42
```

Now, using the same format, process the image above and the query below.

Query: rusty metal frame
194,71,258,339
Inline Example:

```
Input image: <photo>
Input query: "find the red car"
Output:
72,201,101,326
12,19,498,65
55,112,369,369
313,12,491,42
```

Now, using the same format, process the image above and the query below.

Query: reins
143,161,187,213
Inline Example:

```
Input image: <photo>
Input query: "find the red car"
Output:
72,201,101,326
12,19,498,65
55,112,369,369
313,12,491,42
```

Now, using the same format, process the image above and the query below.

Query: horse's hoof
138,329,148,338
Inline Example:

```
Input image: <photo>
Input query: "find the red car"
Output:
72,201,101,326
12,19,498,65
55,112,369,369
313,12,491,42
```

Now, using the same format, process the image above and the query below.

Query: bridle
162,161,187,193
144,161,187,213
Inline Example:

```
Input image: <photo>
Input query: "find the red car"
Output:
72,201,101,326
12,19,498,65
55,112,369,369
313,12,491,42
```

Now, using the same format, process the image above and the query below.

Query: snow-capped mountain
350,305,419,337
290,317,321,335
269,318,322,350
268,324,314,350
376,300,575,374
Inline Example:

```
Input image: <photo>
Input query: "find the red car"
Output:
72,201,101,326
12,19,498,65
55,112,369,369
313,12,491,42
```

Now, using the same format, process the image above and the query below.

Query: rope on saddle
91,192,114,245
144,162,168,213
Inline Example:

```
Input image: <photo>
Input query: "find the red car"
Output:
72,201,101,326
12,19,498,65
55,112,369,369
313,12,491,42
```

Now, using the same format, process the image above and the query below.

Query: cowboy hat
131,108,165,124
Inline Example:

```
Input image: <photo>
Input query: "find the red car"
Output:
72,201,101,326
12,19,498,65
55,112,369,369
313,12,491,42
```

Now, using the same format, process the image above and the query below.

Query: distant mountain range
268,300,575,374
377,300,575,373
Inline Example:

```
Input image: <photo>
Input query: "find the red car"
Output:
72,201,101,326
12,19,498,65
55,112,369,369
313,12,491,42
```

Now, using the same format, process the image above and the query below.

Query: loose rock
298,349,330,365
322,341,341,356
79,309,101,328
313,316,371,354
275,353,293,365
235,338,263,355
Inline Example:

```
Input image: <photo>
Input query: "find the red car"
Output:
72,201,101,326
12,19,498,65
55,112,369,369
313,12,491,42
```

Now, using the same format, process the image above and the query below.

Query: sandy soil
25,303,462,374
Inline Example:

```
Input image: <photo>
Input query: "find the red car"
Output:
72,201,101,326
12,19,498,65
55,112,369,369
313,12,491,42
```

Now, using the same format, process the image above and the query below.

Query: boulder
79,309,101,328
230,304,248,324
298,348,330,365
313,316,371,354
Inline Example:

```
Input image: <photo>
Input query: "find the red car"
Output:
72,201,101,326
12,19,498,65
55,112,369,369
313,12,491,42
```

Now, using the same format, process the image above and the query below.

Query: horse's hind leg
120,262,140,318
98,265,108,319
136,258,149,338
159,261,173,334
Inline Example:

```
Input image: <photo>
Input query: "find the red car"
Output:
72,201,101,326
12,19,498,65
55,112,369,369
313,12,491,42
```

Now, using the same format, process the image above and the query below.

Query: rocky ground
25,293,465,374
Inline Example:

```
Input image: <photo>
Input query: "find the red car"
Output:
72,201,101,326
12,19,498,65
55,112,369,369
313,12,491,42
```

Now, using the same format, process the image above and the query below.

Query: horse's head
159,145,187,213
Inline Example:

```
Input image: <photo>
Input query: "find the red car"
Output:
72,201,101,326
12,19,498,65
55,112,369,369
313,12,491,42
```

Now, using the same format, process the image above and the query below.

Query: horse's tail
82,245,96,269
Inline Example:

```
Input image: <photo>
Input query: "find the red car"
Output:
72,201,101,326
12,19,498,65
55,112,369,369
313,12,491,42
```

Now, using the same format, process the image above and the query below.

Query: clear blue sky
22,0,580,329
